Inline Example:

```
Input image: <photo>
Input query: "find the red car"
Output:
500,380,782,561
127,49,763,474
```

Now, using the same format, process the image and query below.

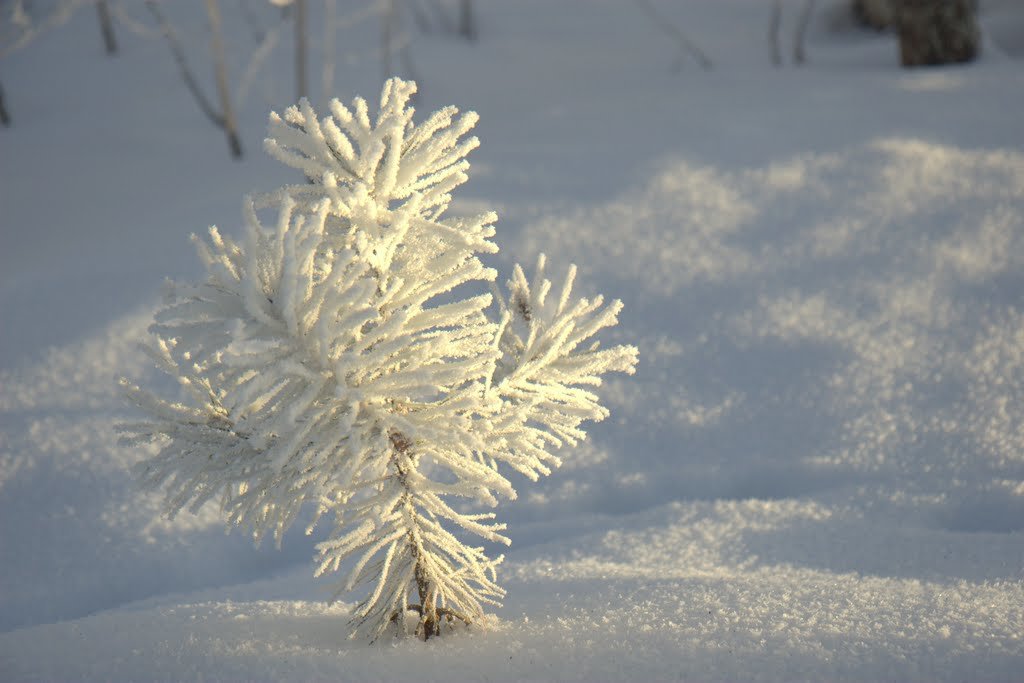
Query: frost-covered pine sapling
120,78,638,642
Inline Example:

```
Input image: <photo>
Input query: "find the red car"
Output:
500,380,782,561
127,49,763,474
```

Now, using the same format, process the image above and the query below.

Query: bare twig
237,12,285,108
793,0,815,64
0,80,11,126
1,0,85,59
109,1,160,38
96,0,117,54
204,0,243,158
145,0,223,128
631,0,712,70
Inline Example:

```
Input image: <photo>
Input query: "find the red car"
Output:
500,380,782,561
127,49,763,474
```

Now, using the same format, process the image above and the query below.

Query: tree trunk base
896,0,980,66
391,604,471,641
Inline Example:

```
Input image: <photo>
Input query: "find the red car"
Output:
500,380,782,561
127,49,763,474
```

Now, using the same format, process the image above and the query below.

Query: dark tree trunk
414,559,440,640
0,81,10,126
853,0,894,31
97,0,118,55
895,0,980,66
793,0,815,64
458,0,476,41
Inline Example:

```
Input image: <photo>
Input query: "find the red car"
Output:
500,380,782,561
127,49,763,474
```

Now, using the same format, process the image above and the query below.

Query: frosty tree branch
121,78,638,642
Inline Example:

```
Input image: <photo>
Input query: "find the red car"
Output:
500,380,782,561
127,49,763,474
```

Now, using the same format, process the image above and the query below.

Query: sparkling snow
1,0,1022,680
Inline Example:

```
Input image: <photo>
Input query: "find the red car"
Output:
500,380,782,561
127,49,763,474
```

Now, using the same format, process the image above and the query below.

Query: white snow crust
1,0,1022,680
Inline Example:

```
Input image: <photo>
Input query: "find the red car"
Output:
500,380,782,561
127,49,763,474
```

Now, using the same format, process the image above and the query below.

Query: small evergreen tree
120,78,637,641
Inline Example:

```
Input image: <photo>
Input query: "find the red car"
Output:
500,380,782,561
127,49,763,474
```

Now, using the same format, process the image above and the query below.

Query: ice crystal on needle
120,79,637,642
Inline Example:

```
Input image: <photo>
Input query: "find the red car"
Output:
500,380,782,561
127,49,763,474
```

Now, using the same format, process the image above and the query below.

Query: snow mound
3,500,1021,682
2,0,1024,679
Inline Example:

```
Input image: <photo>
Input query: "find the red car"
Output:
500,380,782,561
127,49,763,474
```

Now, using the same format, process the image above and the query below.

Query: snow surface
2,0,1023,680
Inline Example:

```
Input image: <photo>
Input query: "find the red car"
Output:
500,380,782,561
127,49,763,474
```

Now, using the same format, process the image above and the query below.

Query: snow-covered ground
2,1,1023,680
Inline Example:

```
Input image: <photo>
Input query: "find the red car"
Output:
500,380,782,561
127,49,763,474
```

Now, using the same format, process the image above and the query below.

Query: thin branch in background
204,0,243,158
145,0,223,128
145,0,241,158
770,0,782,66
236,11,284,107
96,0,117,54
793,0,815,64
0,80,11,126
631,0,712,71
458,0,475,41
1,0,84,59
109,0,160,38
